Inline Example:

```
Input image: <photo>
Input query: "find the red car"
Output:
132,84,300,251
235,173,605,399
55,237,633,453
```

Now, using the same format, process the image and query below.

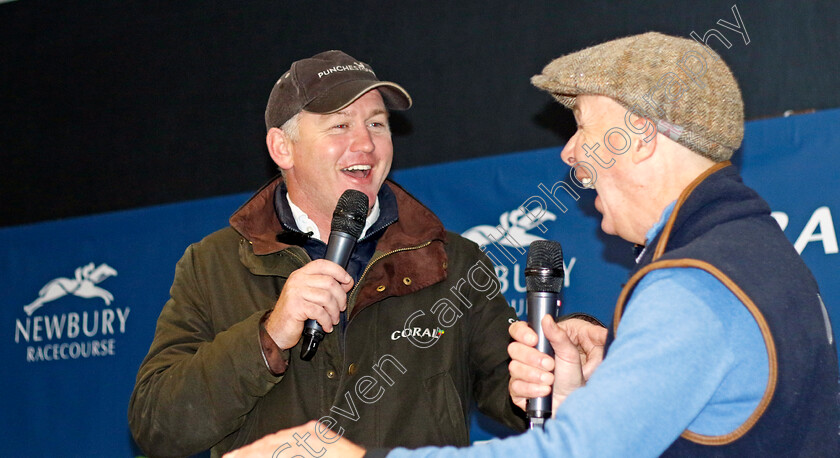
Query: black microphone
300,189,369,361
524,239,565,429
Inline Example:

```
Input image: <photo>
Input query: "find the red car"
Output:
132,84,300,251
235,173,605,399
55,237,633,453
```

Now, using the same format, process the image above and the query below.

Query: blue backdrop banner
2,108,838,456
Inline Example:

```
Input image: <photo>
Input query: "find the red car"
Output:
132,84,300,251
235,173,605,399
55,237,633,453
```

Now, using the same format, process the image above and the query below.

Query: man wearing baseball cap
227,34,839,457
129,50,526,457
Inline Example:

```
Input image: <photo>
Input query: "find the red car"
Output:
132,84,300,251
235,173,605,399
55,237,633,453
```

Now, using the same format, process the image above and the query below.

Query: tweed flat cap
532,32,743,161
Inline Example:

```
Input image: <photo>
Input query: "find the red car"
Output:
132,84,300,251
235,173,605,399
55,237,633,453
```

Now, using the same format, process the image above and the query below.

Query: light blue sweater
387,203,768,457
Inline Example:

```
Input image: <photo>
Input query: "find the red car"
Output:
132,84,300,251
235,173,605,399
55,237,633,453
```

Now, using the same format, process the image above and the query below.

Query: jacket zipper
287,248,309,266
341,241,433,354
347,241,433,309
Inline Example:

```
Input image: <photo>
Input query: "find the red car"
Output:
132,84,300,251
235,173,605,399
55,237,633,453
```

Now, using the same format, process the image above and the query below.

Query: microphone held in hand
300,189,369,361
525,239,565,429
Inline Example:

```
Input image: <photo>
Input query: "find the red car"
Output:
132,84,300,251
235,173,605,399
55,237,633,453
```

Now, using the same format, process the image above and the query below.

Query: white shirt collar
286,194,380,243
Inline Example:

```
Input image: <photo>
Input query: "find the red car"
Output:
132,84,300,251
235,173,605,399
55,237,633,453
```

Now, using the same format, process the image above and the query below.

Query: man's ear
266,127,294,170
630,121,657,165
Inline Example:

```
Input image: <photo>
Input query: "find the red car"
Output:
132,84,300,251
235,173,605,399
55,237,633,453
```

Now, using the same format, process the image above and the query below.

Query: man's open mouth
341,164,372,179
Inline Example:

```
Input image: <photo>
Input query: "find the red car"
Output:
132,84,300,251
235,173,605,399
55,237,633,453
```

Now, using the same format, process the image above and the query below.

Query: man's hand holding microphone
508,240,607,423
263,190,369,367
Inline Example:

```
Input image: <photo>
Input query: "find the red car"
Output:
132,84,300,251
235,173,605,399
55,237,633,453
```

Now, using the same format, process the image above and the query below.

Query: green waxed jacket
128,177,526,457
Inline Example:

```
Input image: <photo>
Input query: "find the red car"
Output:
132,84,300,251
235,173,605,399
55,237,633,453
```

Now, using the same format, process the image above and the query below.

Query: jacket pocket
423,371,469,445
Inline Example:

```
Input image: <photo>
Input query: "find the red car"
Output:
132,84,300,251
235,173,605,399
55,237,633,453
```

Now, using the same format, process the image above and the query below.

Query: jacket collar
635,161,770,269
229,175,447,256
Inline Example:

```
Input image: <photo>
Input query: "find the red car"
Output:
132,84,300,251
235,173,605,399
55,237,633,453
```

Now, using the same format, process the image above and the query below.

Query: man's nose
560,136,576,165
350,125,375,153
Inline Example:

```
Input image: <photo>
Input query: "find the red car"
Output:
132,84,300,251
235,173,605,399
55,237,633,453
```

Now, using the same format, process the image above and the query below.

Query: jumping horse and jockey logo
461,207,557,249
23,263,118,316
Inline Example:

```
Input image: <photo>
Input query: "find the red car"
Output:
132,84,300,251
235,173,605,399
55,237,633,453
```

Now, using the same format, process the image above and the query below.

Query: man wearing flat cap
227,33,839,457
128,50,525,457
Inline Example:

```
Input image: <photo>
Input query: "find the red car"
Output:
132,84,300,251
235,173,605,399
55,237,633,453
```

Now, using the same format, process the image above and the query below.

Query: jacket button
402,277,412,285
326,369,336,379
376,285,386,292
348,363,358,375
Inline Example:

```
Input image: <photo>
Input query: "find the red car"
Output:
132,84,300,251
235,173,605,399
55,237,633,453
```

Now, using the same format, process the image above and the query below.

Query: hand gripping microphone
525,240,565,429
300,189,369,361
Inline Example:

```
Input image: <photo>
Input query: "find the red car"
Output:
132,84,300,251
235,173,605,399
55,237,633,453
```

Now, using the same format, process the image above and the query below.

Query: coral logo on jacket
390,327,444,342
391,310,447,348
13,262,130,363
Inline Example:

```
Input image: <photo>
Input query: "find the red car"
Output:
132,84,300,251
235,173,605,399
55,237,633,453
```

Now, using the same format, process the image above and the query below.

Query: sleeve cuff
259,311,290,376
558,312,607,328
363,448,392,458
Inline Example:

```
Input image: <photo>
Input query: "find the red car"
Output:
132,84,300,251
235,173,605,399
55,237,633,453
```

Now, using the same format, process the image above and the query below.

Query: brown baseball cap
532,32,744,162
265,50,412,130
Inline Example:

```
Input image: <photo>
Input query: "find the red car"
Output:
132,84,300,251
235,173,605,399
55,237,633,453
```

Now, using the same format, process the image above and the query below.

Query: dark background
2,0,837,227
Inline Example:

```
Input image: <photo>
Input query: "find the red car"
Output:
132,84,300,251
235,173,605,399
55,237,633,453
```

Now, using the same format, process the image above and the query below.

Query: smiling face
559,95,647,244
270,89,393,223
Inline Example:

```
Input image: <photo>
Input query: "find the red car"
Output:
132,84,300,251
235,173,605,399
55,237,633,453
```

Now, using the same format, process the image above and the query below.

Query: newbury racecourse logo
14,262,130,363
23,262,117,315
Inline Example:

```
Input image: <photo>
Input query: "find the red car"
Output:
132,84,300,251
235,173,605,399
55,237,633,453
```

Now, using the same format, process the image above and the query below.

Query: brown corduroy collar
229,176,447,256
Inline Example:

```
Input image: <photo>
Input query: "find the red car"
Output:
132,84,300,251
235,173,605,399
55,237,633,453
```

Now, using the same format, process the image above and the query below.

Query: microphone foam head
525,240,564,293
332,189,369,239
